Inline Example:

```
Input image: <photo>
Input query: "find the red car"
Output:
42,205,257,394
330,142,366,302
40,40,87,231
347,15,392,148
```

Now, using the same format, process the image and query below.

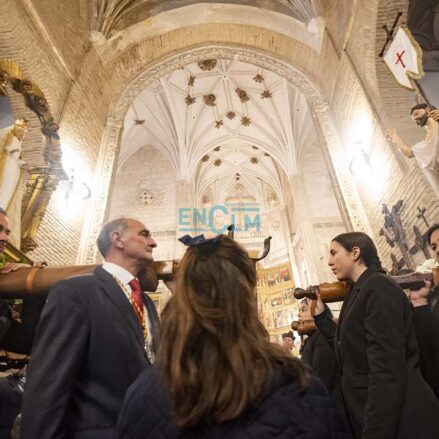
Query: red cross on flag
383,27,424,90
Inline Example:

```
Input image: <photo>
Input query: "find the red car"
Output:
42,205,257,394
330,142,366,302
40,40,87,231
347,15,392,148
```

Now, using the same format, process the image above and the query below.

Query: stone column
279,203,302,286
76,117,123,264
287,175,326,285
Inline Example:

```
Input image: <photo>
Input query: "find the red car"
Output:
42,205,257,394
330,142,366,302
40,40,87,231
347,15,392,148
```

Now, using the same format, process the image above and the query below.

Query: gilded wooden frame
0,59,66,259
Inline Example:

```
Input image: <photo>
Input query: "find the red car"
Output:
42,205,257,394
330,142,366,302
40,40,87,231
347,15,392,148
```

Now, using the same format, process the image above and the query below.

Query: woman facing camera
314,232,439,439
117,235,349,438
407,224,439,398
416,223,439,275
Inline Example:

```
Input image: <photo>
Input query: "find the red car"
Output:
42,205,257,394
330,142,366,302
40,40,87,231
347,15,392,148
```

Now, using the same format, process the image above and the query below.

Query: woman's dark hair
157,235,309,428
332,232,385,272
426,224,439,246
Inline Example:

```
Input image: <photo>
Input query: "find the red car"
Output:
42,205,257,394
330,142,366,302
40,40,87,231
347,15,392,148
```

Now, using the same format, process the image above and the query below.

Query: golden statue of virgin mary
0,117,30,211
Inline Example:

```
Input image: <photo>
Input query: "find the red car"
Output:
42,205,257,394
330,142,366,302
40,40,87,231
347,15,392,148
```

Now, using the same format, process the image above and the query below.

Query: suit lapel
94,266,145,350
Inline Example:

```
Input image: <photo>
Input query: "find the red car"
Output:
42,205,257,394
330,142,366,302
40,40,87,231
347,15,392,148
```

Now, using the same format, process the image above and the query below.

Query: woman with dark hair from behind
407,223,439,398
116,234,349,438
313,232,439,439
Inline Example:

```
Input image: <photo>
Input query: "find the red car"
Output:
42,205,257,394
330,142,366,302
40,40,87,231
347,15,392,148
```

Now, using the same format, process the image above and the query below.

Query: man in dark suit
20,218,162,439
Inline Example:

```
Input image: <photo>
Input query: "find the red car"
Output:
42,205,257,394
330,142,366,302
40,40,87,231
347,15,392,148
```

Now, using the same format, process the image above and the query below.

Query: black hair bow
178,234,222,247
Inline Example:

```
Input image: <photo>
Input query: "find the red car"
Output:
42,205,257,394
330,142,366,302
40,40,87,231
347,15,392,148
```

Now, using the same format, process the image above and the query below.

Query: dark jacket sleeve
362,276,406,439
314,312,337,351
20,281,90,439
312,334,338,392
412,305,439,398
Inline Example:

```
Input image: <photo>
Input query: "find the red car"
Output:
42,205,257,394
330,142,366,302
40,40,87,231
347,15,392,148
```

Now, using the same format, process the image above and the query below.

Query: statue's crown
14,117,30,129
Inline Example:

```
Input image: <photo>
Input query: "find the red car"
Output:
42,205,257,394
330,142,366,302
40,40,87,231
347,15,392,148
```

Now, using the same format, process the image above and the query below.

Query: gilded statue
0,118,30,211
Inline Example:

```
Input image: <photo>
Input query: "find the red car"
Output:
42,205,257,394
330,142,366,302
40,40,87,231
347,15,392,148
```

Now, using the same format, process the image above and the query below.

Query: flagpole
413,79,436,109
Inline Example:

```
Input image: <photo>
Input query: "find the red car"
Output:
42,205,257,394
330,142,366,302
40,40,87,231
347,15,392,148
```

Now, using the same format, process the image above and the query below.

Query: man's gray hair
97,218,128,257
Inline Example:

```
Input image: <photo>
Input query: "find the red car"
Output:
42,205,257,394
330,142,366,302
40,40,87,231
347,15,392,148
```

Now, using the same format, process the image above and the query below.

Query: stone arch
77,44,372,263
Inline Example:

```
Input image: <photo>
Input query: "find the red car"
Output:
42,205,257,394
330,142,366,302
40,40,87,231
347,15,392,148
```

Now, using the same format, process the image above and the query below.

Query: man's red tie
128,278,144,323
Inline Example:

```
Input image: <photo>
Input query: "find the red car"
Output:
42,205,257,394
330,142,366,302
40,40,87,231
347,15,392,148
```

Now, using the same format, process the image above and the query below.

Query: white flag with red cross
383,26,424,90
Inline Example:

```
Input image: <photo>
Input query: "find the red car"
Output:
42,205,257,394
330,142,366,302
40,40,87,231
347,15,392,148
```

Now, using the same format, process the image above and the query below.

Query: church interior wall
108,145,178,261
327,49,438,270
1,1,437,278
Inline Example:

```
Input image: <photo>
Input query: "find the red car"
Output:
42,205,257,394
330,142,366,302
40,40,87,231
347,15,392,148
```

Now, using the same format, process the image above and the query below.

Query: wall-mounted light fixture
349,141,371,175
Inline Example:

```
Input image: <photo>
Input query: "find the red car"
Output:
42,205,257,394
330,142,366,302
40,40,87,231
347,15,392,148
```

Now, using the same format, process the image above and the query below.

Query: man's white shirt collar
102,261,135,285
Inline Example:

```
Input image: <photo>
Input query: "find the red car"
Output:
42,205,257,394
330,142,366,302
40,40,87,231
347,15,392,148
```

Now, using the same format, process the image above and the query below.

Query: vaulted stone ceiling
119,58,317,205
90,0,324,57
92,0,321,37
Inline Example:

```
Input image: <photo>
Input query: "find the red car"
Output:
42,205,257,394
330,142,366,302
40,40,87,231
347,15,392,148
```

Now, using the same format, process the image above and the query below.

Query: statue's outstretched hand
430,109,439,122
386,128,398,143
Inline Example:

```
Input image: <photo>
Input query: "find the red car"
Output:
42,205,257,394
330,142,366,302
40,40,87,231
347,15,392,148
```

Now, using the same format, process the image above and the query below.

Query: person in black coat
407,223,439,399
314,232,439,439
20,218,163,439
299,299,339,395
298,299,345,423
0,208,45,439
116,234,350,439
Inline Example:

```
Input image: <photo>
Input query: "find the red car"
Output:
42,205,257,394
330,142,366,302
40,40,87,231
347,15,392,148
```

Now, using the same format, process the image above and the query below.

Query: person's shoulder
266,370,349,436
49,272,101,301
362,271,407,306
54,269,104,288
364,271,401,291
117,366,171,437
271,364,329,403
125,366,162,403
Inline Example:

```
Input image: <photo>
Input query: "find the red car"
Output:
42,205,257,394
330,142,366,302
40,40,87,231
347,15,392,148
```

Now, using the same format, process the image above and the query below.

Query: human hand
430,109,439,123
163,278,176,295
163,259,180,294
408,279,431,307
311,292,325,317
0,262,31,274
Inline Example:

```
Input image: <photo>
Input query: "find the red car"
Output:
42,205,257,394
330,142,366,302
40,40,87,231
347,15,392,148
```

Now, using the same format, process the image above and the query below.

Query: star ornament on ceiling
261,90,272,99
214,120,224,129
226,111,236,120
241,117,251,126
185,95,196,105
